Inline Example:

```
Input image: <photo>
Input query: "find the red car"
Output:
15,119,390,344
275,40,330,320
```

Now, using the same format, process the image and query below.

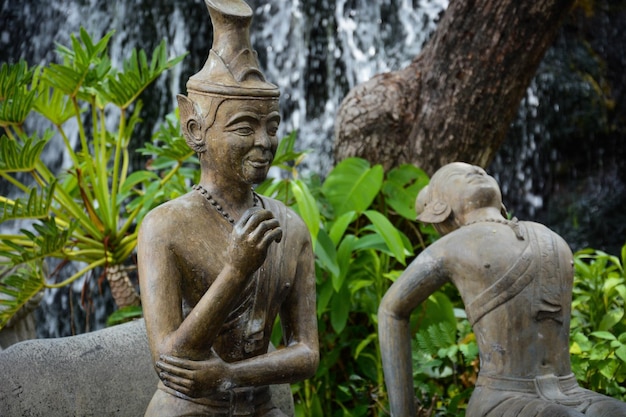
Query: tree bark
333,0,575,175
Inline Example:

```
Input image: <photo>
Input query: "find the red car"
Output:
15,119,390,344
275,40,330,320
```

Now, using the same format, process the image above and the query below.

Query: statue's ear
416,200,452,224
177,94,206,153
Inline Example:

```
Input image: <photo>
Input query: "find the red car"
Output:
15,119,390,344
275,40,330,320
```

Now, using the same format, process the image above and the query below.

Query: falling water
2,0,623,337
1,0,448,336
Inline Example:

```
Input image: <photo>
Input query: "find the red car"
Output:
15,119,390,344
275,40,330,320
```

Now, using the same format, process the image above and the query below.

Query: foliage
0,28,186,329
411,291,478,416
263,138,626,415
570,243,626,401
259,137,472,416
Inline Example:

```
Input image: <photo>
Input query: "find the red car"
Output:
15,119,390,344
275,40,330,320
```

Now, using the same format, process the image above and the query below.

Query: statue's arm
152,221,317,396
228,234,319,386
378,250,448,417
139,206,283,361
137,211,187,363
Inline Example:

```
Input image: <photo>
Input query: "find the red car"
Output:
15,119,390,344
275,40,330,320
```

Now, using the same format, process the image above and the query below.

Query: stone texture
0,319,294,417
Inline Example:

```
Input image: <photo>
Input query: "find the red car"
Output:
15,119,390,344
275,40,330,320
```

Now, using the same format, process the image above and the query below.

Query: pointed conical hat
187,0,279,98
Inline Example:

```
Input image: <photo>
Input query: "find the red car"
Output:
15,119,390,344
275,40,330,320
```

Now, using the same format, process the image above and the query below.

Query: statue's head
415,162,505,234
177,0,280,184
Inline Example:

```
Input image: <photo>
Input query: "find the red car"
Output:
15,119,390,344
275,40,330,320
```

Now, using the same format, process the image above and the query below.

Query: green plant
570,243,626,400
411,290,478,416
0,28,186,329
258,136,437,416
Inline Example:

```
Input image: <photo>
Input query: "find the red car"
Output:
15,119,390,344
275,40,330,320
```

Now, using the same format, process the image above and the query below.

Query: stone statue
136,1,319,416
378,162,626,417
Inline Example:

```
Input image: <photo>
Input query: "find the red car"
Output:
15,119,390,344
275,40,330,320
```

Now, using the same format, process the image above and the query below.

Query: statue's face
437,163,502,216
204,98,280,185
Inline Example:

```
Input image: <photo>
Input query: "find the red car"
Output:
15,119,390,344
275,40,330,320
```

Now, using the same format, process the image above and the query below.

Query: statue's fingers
247,218,281,245
156,359,194,379
160,374,193,396
258,227,283,248
159,354,195,370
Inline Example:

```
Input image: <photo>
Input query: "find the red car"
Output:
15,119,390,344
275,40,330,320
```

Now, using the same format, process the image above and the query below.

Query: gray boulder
0,319,294,416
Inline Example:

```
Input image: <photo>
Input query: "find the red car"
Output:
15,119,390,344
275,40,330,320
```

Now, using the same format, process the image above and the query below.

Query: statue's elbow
300,344,320,379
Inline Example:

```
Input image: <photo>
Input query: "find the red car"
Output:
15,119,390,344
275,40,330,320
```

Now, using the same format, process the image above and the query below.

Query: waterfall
2,0,623,337
1,0,448,336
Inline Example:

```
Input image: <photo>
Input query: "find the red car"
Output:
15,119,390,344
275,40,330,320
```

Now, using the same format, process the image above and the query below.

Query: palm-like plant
0,28,186,329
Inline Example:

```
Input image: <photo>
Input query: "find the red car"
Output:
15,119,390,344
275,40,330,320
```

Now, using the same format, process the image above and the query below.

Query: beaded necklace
192,184,259,224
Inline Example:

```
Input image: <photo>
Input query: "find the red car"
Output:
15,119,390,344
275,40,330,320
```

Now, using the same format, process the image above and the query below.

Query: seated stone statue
378,162,626,417
137,1,318,416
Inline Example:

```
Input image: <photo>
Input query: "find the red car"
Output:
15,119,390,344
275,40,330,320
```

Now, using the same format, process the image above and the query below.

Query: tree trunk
333,0,575,175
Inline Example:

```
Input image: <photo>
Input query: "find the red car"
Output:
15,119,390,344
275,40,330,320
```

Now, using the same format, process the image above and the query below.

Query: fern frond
0,60,35,100
138,110,194,165
33,84,77,126
416,328,439,357
0,61,39,127
44,27,114,98
0,182,56,222
0,132,52,173
0,217,72,266
416,321,458,356
102,40,186,109
0,263,45,330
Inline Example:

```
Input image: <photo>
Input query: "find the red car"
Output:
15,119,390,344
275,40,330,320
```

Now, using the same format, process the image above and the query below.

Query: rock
0,319,294,416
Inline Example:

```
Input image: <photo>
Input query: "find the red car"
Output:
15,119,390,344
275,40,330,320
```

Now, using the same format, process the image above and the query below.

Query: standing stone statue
378,162,626,417
137,1,319,415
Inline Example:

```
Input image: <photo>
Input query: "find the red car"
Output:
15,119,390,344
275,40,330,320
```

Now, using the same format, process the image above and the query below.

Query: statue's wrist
224,262,249,283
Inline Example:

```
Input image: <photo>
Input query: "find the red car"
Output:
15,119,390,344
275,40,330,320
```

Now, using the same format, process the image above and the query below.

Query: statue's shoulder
260,195,305,226
259,195,311,242
520,220,573,254
140,193,200,236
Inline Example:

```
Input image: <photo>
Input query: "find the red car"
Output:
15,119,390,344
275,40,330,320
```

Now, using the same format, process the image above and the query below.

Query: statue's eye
233,126,254,136
266,118,279,136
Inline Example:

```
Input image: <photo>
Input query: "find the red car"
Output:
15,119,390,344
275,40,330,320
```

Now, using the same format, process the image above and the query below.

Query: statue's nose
254,130,272,149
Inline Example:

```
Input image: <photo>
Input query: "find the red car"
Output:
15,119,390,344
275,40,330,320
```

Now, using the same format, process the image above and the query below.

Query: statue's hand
156,353,233,398
228,206,283,277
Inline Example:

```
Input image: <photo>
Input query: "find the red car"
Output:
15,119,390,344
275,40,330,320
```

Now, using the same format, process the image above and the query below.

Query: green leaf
364,210,408,264
138,110,194,164
290,179,320,243
413,292,457,336
102,40,186,109
328,211,357,247
0,60,35,99
352,233,388,253
119,170,160,195
382,164,430,220
44,28,114,98
321,157,383,218
330,284,350,334
0,217,72,266
106,305,143,326
314,229,339,281
354,333,377,359
336,234,357,292
272,130,303,166
0,132,52,173
590,331,617,341
0,264,45,330
33,82,77,125
0,182,56,222
316,278,334,316
599,309,624,332
0,60,38,127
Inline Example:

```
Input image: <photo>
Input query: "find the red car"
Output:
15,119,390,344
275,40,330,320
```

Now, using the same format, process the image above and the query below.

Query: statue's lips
247,159,271,169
